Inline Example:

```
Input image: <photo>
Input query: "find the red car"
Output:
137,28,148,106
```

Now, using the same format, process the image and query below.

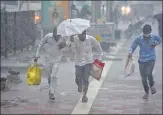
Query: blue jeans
139,60,155,93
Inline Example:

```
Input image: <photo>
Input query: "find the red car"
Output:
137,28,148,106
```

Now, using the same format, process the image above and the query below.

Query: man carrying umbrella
56,18,103,102
66,30,103,102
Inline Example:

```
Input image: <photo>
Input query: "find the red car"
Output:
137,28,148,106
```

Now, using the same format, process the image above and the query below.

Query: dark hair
82,30,86,34
53,27,61,41
53,27,57,37
143,24,152,34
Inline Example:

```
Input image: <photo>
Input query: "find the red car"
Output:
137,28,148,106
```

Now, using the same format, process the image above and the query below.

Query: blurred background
0,2,162,114
1,1,162,27
0,1,162,57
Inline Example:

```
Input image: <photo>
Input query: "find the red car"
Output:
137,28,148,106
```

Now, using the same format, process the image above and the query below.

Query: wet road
1,38,162,114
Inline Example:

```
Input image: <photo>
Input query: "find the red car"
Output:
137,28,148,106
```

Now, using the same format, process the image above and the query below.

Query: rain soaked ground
1,37,162,114
1,20,162,114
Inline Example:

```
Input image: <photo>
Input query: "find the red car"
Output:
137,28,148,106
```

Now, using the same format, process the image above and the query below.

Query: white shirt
36,33,65,64
67,35,103,66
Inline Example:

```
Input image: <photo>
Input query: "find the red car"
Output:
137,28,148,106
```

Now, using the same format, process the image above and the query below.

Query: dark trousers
139,60,155,93
75,63,92,89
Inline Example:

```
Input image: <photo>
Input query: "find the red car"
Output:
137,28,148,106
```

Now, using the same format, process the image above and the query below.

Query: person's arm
35,33,52,61
90,36,103,60
128,37,139,58
65,35,78,47
152,35,162,45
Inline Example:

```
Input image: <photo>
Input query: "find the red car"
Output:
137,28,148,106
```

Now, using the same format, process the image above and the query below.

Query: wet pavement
1,62,80,114
1,38,162,114
89,39,162,114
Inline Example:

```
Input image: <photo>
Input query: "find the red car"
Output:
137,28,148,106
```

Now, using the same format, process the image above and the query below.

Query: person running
66,30,103,102
34,28,67,100
128,24,162,99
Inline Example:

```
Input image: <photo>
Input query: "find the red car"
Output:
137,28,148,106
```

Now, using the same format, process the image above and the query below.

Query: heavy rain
0,1,162,114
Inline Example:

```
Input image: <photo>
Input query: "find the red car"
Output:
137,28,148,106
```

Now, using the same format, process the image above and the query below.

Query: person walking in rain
128,24,162,99
34,28,67,100
66,30,103,102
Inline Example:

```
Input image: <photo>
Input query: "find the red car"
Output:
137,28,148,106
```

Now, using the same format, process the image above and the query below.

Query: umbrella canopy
57,18,90,37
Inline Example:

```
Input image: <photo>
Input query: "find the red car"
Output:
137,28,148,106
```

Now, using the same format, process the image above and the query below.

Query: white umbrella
57,18,90,37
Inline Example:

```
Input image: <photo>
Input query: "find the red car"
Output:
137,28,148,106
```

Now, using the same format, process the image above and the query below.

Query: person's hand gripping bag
26,62,41,85
124,57,135,78
90,59,105,80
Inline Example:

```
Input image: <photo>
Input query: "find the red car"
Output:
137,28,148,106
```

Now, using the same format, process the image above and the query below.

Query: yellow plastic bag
26,63,41,85
95,35,101,41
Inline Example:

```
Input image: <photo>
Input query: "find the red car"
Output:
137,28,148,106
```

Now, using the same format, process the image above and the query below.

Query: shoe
78,85,82,93
151,86,156,94
49,90,55,100
82,96,88,103
142,93,149,99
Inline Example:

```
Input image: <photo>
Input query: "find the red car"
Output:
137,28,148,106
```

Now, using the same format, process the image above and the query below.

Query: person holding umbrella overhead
66,30,103,102
56,18,103,102
128,24,162,99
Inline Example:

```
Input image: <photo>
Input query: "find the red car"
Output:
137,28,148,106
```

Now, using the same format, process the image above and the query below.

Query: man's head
143,24,152,38
78,30,86,41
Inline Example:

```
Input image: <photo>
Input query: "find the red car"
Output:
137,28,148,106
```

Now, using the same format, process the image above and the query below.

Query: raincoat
36,33,65,94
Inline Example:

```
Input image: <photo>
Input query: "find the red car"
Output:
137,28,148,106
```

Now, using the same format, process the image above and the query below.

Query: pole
106,1,113,22
68,0,73,19
13,12,16,54
4,6,8,57
41,1,52,26
106,1,109,22
109,1,113,22
96,1,101,20
17,0,20,11
92,1,96,23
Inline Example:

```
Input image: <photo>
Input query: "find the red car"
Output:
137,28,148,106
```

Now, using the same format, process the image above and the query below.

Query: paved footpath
1,38,162,114
88,39,162,114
